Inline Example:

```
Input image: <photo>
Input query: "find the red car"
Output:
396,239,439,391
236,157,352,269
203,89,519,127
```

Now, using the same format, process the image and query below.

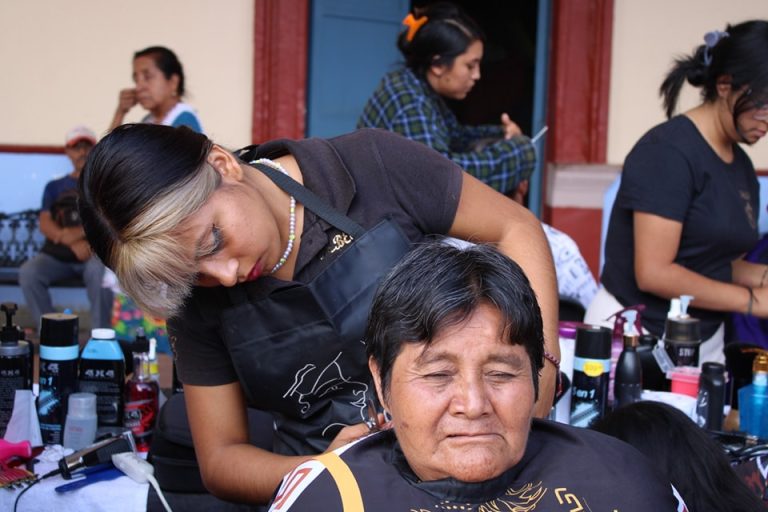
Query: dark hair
78,123,215,317
593,401,766,512
365,240,544,399
134,46,186,97
660,20,768,119
398,2,484,77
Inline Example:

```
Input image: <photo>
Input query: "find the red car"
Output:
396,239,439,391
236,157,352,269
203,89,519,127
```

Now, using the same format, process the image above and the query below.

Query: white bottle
63,392,98,450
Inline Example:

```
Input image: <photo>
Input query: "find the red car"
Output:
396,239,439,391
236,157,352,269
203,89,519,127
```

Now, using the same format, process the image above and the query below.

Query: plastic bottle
0,303,33,437
738,352,768,439
38,312,80,445
663,295,701,367
614,310,643,409
63,392,98,451
553,321,578,424
696,362,726,431
570,325,612,427
123,331,159,452
79,328,126,427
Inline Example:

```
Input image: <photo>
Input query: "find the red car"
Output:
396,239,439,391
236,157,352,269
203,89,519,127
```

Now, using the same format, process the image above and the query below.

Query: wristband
543,350,560,371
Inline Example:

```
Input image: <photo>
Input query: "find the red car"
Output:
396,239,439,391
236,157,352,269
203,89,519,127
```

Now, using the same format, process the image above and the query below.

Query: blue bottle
739,352,768,439
38,313,80,445
78,328,125,427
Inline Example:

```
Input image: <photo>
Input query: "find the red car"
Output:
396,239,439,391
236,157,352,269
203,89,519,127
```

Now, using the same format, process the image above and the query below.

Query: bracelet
543,350,560,371
760,266,768,288
747,286,755,316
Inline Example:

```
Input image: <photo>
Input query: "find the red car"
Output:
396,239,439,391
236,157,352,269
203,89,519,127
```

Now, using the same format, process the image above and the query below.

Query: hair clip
402,13,428,43
703,30,729,66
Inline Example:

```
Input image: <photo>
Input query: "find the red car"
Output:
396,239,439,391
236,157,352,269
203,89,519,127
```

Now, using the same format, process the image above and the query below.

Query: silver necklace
253,158,296,274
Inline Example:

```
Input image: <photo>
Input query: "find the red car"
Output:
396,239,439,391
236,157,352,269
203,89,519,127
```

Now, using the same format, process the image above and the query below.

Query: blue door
307,0,410,138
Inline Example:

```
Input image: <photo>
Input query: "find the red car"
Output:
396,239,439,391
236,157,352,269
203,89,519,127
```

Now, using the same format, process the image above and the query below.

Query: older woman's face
373,303,535,482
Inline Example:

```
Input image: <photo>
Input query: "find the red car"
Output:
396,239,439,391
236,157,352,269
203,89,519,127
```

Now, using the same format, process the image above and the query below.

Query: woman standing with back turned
587,21,768,365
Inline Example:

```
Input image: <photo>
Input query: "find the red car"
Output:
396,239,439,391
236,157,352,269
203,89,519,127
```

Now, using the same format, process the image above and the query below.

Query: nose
198,257,239,287
449,374,491,419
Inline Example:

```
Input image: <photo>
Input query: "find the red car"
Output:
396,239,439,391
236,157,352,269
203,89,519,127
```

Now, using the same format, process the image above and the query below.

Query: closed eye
197,225,223,259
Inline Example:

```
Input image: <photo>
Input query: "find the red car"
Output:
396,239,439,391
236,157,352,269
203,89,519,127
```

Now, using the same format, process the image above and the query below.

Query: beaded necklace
253,158,296,274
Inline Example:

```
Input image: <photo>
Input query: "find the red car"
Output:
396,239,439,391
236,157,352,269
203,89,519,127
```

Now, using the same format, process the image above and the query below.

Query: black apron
220,161,411,455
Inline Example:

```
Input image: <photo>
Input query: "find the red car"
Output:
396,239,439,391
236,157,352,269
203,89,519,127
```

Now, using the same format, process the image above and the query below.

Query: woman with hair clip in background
587,20,768,365
358,1,535,201
109,45,204,133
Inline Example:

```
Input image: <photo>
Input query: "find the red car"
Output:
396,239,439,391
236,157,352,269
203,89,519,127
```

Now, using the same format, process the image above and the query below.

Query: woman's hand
116,88,138,115
325,414,390,452
500,113,522,139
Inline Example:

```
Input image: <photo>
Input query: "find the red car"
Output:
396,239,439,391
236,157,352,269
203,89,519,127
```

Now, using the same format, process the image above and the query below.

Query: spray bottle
607,304,645,403
124,329,159,452
0,303,33,437
614,310,643,409
570,325,612,427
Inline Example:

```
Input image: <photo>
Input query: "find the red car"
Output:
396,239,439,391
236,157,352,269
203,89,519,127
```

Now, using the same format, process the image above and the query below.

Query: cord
112,452,173,512
13,468,61,512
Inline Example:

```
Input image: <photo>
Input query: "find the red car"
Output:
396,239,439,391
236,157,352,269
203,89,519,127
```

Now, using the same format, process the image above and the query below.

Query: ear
170,73,181,96
428,55,446,77
207,145,244,181
716,75,733,98
368,357,388,411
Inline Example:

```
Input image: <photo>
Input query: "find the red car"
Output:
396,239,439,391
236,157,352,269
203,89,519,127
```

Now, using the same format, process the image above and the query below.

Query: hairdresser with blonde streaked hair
358,2,534,200
586,20,768,366
78,123,558,504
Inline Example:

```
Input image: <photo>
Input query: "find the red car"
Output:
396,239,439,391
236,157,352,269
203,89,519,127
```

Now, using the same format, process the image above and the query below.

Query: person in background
109,45,203,132
19,126,113,329
357,2,534,197
78,124,558,504
268,242,684,511
593,401,766,511
587,21,768,364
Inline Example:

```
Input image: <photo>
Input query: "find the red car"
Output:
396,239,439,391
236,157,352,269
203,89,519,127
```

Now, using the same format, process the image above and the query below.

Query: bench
0,209,85,286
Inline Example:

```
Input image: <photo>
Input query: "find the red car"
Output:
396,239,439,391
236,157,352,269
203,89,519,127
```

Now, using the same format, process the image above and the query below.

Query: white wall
608,0,768,167
0,0,253,149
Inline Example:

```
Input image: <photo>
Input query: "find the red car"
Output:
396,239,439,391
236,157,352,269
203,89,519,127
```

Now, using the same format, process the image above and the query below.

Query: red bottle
123,330,159,452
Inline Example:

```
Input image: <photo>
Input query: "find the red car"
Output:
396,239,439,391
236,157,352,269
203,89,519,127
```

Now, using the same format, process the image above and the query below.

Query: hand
69,239,92,262
325,414,390,452
500,113,522,139
116,88,138,115
511,180,529,205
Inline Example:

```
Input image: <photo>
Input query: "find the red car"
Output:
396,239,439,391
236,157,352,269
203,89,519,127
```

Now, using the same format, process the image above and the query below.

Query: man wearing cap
19,126,113,329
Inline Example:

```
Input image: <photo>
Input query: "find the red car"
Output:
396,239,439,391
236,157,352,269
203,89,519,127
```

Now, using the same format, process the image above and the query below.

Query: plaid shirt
358,68,536,194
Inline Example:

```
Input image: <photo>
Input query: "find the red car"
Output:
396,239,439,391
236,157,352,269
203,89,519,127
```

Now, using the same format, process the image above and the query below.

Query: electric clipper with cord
58,433,135,479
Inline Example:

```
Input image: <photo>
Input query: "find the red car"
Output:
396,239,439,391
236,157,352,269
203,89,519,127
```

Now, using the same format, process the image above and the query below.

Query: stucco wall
0,0,253,149
608,0,768,167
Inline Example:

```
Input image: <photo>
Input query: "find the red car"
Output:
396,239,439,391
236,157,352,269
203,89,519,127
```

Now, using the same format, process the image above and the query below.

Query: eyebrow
415,348,527,369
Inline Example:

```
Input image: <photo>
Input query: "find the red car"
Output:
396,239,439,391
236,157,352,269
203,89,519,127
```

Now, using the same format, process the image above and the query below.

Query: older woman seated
268,241,685,511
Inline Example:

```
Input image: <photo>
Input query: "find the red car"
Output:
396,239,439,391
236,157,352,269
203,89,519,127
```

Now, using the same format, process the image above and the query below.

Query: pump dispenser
663,295,701,367
614,310,643,409
739,351,768,439
0,303,33,436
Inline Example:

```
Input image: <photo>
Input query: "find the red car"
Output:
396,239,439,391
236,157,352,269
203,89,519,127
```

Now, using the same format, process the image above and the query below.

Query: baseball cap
65,125,97,147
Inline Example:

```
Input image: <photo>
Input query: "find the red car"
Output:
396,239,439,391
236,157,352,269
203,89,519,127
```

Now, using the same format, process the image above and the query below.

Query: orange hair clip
402,13,428,42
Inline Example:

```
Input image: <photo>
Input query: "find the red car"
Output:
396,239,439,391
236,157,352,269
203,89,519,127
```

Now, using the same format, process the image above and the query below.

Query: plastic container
663,312,701,368
668,366,701,398
0,303,33,437
739,352,768,439
79,328,126,427
38,312,80,445
63,392,98,450
553,321,579,424
614,310,642,409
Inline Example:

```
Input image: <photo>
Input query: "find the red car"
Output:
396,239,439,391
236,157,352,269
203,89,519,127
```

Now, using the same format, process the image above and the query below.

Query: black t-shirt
269,420,684,511
168,129,463,387
602,116,758,338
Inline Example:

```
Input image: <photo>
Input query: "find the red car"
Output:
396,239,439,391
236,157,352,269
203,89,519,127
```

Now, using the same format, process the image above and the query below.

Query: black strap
251,162,365,239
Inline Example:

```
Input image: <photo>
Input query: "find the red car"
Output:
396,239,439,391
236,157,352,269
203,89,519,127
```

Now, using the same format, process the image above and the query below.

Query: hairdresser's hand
501,113,522,139
751,286,768,317
325,414,390,451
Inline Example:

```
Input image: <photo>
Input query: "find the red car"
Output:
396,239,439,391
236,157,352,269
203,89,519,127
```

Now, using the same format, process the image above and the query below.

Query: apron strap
250,161,366,239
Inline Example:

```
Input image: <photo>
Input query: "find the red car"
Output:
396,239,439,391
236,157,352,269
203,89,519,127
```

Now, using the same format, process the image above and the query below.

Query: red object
0,439,31,463
124,379,159,453
669,367,701,398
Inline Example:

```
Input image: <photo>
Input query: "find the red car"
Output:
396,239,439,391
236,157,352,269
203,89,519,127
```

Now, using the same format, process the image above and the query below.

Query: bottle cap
67,392,97,418
39,313,79,347
638,334,657,347
575,325,612,359
753,352,768,374
558,321,581,340
91,328,116,340
701,361,725,376
663,316,701,343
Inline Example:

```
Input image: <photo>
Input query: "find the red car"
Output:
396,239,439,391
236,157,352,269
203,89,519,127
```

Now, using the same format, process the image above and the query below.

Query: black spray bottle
614,309,643,410
0,303,33,437
38,312,80,445
570,325,612,427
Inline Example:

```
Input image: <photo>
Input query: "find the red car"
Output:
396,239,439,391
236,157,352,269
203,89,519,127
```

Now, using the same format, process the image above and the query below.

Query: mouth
246,262,263,281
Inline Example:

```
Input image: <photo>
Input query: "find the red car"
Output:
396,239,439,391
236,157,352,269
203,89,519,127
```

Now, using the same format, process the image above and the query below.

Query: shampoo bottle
738,352,768,439
0,303,33,437
79,328,125,427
